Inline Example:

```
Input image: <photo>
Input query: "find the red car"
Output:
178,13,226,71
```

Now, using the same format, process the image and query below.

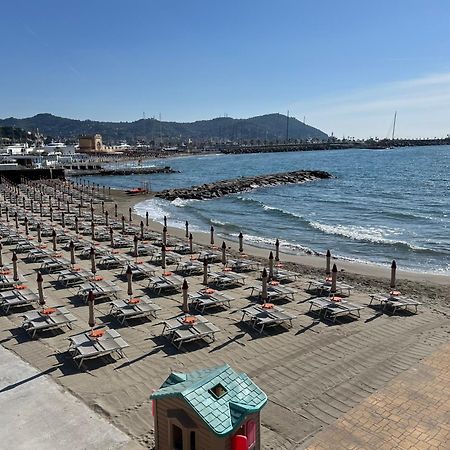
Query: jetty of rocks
155,170,332,201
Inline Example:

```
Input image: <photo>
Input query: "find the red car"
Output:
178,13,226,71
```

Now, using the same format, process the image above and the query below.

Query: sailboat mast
391,111,397,141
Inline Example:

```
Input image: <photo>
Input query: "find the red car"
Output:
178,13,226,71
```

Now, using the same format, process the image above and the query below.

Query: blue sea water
79,146,450,274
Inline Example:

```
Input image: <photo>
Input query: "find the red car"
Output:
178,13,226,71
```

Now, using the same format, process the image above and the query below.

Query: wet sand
0,185,449,449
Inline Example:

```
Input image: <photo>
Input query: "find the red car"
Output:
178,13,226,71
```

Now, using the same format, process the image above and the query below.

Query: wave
308,221,434,253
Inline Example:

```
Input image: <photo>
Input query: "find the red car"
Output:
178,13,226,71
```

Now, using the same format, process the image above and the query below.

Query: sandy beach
0,183,449,449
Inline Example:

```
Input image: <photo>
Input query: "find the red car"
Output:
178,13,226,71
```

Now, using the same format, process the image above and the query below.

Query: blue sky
1,0,450,138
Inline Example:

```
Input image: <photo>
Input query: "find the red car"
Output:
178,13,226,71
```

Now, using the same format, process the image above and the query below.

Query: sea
78,145,450,274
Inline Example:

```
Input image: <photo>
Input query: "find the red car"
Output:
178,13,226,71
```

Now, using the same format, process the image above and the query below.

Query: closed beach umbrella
12,252,19,281
24,216,29,236
145,211,149,227
134,234,139,257
66,200,70,213
0,242,3,266
110,227,114,247
129,207,132,222
5,206,9,222
182,279,189,313
101,200,104,214
91,221,95,240
326,249,331,276
14,212,18,229
203,257,208,285
221,241,227,265
185,220,189,238
114,203,118,218
37,223,42,243
390,260,397,290
163,215,167,228
88,290,95,330
90,206,94,222
121,215,125,233
61,211,65,228
78,203,82,218
275,238,280,262
126,265,133,297
75,216,79,234
37,271,45,308
238,232,243,253
161,244,166,269
90,247,96,274
39,202,43,217
49,206,53,223
269,251,274,279
261,268,268,303
210,225,214,245
189,233,193,254
22,196,25,208
69,240,76,266
331,264,337,294
162,226,167,246
52,229,57,251
57,198,61,210
105,210,109,227
140,220,144,240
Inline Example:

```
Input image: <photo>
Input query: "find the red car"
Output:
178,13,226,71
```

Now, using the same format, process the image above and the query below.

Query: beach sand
0,186,448,449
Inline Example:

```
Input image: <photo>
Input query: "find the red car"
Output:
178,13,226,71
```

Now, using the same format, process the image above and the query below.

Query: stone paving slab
0,346,134,450
304,342,450,450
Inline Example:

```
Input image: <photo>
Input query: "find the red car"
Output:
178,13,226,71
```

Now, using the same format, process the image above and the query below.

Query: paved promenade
0,346,137,450
305,342,450,450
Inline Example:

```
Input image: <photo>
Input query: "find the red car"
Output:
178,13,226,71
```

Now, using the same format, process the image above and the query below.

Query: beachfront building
78,134,103,153
150,364,267,450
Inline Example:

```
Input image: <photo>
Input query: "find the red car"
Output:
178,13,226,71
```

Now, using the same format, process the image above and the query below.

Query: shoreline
110,189,449,288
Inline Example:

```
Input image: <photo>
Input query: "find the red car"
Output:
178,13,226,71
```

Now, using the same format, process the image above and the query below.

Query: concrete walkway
0,346,134,450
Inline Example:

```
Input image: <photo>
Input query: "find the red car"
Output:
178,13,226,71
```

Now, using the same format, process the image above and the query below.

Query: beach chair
0,289,38,314
170,320,220,349
189,290,235,312
22,307,77,338
176,260,204,275
369,293,421,314
227,258,261,272
0,275,18,290
307,279,353,297
57,269,92,287
109,297,161,325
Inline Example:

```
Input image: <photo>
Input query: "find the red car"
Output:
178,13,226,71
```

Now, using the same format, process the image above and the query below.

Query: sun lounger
68,329,129,368
148,274,184,294
0,288,38,313
176,260,204,275
189,289,235,312
57,269,93,287
162,315,219,349
369,293,421,314
149,250,182,264
14,239,35,253
112,237,131,248
226,259,261,272
198,250,222,263
121,262,157,279
308,279,353,296
40,257,71,273
109,296,161,325
22,307,77,338
0,274,18,290
78,280,121,303
271,269,299,282
240,304,296,333
249,283,297,302
26,247,50,262
309,298,363,322
208,271,246,287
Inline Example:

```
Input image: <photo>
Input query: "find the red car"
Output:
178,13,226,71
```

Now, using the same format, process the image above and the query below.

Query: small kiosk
150,364,267,450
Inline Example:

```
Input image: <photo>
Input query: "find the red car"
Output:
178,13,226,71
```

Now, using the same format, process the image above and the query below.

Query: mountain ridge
0,113,327,143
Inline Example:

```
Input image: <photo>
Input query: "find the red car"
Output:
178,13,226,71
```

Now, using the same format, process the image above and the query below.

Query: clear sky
1,0,450,138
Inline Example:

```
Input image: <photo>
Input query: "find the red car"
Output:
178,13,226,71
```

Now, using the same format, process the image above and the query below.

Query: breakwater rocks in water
155,170,332,201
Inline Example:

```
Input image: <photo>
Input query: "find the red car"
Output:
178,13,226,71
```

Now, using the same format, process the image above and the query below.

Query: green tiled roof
150,364,267,436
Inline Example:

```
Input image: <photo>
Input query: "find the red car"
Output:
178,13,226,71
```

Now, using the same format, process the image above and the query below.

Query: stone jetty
67,165,177,177
155,170,332,201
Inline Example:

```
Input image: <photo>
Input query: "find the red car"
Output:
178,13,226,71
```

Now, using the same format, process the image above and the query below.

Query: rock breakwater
155,170,332,201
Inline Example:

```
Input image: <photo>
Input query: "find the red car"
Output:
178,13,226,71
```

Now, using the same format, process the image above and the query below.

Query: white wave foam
170,198,197,207
309,221,428,251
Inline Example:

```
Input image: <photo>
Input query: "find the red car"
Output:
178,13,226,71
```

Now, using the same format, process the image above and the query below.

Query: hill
0,113,327,143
